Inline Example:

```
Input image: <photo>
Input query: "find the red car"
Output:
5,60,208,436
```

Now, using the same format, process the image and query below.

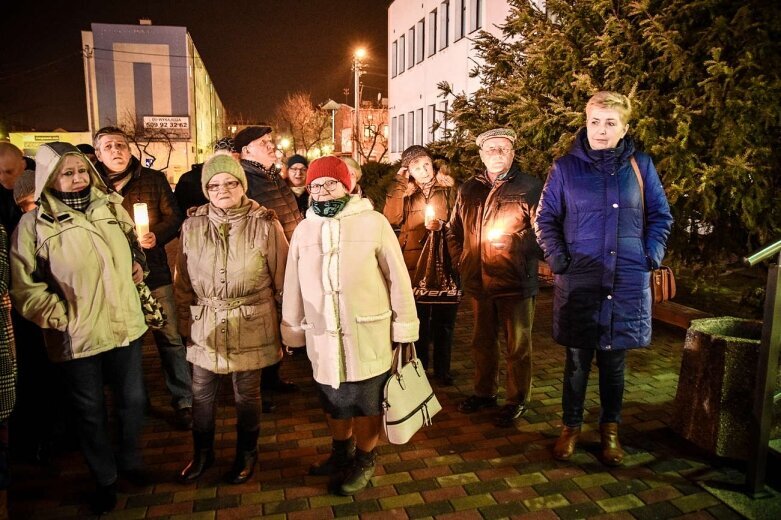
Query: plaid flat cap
476,128,516,148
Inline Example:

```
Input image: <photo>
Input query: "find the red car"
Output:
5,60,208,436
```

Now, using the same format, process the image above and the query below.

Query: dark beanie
400,145,432,169
234,126,272,152
76,143,95,155
287,154,308,168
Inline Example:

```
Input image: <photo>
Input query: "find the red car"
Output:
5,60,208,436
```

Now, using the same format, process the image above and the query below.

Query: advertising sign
142,116,190,139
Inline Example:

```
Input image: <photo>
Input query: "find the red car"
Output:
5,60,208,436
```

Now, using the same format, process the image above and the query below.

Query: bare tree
355,107,388,163
116,109,175,171
273,92,330,155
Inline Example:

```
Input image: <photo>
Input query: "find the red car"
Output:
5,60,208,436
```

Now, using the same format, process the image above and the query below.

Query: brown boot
552,425,581,461
600,422,624,466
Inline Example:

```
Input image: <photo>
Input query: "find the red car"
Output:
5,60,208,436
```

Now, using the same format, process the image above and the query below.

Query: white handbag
382,343,442,444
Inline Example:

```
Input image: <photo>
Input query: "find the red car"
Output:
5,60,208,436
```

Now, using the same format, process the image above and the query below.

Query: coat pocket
354,309,393,362
189,305,209,347
238,303,274,349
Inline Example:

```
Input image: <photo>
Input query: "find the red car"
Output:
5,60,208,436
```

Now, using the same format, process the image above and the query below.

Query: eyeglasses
481,146,513,156
206,180,241,192
288,166,307,173
307,179,340,194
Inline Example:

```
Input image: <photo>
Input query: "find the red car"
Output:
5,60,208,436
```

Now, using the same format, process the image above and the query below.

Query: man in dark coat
174,137,238,215
234,126,302,400
446,128,543,428
284,154,309,216
94,127,193,430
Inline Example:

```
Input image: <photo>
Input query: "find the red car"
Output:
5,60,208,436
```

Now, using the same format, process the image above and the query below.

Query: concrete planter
673,317,780,459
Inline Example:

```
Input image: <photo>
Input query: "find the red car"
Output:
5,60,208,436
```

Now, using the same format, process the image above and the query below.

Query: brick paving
7,288,771,519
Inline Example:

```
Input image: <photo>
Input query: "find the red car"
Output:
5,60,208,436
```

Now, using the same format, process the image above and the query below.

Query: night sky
0,0,389,132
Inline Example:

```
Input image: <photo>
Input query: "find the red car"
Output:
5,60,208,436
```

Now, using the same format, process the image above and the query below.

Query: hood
569,128,635,168
34,142,109,201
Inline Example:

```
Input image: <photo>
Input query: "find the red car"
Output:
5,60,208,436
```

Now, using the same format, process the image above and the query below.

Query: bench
652,300,713,330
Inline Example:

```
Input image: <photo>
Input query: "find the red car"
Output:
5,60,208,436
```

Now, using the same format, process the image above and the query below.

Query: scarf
244,160,281,176
312,195,350,217
49,186,92,212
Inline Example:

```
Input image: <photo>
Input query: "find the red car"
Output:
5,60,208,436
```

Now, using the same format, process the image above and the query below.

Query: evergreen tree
432,0,781,269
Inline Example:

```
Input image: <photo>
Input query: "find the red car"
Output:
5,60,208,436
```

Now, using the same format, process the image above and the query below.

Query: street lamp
352,48,366,164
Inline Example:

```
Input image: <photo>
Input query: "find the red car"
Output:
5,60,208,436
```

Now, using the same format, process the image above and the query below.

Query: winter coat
241,160,303,241
446,164,543,299
174,163,208,215
175,199,288,374
96,157,183,290
534,130,673,350
281,196,419,389
383,173,457,278
10,143,147,363
0,225,16,422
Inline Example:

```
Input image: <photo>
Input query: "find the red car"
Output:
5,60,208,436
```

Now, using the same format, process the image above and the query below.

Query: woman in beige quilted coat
175,154,288,485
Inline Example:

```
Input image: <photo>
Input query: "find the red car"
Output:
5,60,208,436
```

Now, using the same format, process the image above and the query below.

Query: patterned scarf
312,195,350,218
49,186,92,212
244,160,281,176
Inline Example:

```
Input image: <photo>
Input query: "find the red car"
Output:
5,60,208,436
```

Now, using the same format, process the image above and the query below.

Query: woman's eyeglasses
307,179,340,194
206,180,241,192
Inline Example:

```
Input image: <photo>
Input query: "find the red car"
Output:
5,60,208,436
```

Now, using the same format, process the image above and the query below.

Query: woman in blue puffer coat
534,92,673,466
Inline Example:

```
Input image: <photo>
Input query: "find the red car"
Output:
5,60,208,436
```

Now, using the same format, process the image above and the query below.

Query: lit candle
424,204,435,226
487,226,505,249
133,203,149,238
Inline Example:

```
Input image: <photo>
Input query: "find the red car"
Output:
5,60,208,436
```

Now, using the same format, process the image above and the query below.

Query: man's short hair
93,126,128,147
0,142,23,158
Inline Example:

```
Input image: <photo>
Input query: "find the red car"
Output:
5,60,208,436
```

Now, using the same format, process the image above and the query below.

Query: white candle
133,203,149,238
424,204,435,226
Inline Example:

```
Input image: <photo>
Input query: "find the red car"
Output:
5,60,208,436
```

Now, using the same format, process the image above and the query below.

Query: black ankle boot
178,430,215,483
337,448,376,496
309,437,355,476
90,481,117,514
225,429,258,485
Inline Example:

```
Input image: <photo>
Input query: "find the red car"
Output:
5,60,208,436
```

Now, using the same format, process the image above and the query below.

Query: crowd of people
0,90,672,514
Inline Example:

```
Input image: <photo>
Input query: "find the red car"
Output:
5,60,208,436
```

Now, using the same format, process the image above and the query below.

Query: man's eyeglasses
481,146,513,156
206,180,241,192
288,166,307,173
307,179,340,194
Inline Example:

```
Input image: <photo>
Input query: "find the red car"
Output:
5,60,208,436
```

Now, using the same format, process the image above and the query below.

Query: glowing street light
352,47,367,164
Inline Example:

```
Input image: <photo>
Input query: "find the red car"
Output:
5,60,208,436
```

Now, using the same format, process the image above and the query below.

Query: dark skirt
316,371,390,419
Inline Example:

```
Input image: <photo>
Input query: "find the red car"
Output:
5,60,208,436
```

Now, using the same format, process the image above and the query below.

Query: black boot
90,481,117,515
309,437,355,476
178,430,215,483
225,429,258,485
337,448,376,496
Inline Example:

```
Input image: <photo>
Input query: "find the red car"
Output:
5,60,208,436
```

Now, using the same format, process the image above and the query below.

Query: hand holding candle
487,226,506,249
133,203,150,239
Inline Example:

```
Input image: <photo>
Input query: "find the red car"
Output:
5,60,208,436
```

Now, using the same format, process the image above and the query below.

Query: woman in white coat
281,156,418,496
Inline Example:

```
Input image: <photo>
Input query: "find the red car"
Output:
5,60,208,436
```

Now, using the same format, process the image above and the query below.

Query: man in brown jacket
234,126,302,403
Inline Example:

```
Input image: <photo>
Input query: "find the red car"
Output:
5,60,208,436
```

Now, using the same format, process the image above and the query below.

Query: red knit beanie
306,156,353,191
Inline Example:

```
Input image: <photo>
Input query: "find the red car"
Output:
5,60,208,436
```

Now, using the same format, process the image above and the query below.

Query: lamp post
321,99,341,150
352,48,366,163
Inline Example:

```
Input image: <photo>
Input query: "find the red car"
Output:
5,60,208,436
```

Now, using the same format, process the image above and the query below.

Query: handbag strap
629,156,645,218
391,342,418,375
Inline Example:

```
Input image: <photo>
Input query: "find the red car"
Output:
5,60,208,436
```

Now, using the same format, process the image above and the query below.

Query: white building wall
387,0,511,162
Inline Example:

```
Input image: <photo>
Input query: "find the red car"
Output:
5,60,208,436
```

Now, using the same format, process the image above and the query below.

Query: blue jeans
150,284,193,410
191,365,261,433
415,302,458,377
58,338,146,486
562,347,626,428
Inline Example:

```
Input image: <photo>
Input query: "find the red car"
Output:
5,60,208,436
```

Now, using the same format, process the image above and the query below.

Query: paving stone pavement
8,287,776,519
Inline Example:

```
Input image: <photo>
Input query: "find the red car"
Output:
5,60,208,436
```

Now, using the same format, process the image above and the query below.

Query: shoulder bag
630,157,676,303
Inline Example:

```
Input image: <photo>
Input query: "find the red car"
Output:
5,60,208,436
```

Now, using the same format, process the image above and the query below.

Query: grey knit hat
475,128,516,148
201,155,247,197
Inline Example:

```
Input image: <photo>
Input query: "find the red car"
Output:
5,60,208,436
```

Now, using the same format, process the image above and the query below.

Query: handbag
107,203,168,329
411,230,462,304
382,342,442,444
630,157,676,303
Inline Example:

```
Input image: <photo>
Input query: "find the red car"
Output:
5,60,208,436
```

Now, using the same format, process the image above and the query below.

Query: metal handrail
745,238,781,266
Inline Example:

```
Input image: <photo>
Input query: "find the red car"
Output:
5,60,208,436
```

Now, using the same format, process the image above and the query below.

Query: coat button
612,203,619,208
605,344,612,350
607,295,613,300
221,328,226,333
610,251,616,255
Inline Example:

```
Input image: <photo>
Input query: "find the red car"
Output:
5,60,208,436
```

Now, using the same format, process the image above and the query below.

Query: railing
743,239,781,496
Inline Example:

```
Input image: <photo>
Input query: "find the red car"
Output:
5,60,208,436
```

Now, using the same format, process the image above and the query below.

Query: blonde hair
586,91,632,124
341,157,362,182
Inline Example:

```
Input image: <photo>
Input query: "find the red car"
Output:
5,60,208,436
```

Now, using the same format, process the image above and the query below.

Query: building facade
82,21,226,183
387,0,512,161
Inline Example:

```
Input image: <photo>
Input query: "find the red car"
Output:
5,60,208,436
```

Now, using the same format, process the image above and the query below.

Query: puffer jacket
281,196,419,389
534,130,673,350
446,164,543,299
96,157,182,290
175,199,288,374
10,143,147,362
383,173,457,277
241,160,303,241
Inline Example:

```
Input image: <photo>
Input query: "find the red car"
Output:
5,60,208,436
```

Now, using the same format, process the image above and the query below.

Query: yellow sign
10,132,92,156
